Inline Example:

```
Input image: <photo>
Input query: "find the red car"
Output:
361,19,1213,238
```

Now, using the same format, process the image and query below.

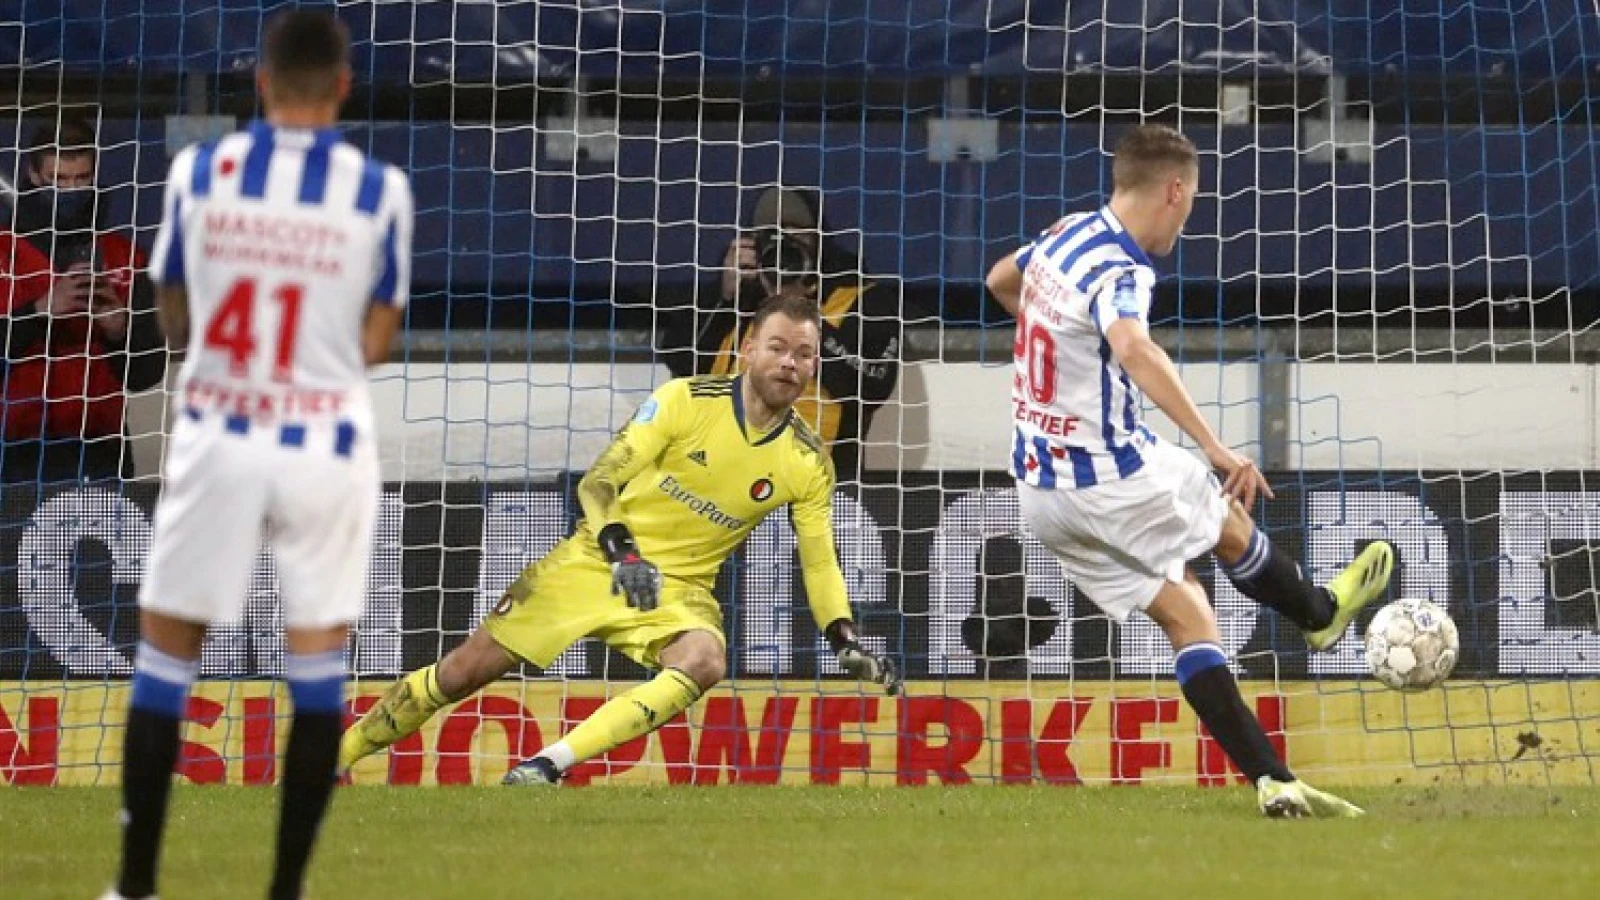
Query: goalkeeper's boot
1304,541,1395,651
502,755,561,787
98,891,156,900
1256,777,1364,819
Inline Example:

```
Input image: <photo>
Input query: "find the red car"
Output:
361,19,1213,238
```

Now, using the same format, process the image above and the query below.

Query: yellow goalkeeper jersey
571,374,852,628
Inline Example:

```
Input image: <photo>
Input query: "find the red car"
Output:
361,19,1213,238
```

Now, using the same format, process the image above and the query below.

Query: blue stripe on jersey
1011,429,1027,480
1090,298,1146,480
1030,436,1058,489
191,142,217,197
240,130,275,199
355,160,386,215
298,141,333,205
1074,258,1124,295
1119,364,1138,433
1067,445,1097,488
1039,213,1102,264
334,420,357,458
373,218,400,303
160,192,185,283
1014,242,1036,272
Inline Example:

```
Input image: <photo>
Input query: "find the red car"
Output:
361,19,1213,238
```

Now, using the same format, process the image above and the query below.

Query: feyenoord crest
749,478,774,502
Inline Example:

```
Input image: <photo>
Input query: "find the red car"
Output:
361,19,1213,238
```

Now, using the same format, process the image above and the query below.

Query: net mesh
0,1,1597,787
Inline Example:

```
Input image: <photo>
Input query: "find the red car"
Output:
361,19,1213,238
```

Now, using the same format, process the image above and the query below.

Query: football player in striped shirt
988,125,1390,817
106,11,411,899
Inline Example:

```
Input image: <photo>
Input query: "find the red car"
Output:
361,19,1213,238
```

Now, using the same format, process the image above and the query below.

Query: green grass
3,786,1598,899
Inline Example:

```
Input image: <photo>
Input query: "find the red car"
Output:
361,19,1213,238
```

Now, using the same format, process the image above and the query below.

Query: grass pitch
3,785,1597,899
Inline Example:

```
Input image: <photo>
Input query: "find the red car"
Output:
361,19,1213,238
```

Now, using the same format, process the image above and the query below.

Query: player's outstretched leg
113,620,204,900
1214,503,1394,652
504,630,718,785
268,645,348,900
1150,574,1363,819
339,627,515,775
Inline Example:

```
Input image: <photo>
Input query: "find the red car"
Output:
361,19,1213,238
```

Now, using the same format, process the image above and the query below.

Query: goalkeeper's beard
748,369,805,413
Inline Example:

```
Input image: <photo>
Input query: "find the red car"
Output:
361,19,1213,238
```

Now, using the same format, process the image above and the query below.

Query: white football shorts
1018,440,1229,622
139,414,380,629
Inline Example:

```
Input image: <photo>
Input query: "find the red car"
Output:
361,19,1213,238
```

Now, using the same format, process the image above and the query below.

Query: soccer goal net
2,1,1596,788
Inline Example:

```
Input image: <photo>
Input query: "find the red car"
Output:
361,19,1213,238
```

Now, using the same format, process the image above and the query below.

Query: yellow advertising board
2,680,1595,786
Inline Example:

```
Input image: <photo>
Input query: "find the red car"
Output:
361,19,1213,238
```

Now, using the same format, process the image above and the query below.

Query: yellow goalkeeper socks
558,668,702,768
339,665,451,771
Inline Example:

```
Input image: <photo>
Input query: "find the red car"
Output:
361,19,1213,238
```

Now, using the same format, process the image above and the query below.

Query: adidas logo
687,450,708,466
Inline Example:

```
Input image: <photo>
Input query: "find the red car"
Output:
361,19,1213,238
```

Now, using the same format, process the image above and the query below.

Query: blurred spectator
659,187,901,481
0,113,166,483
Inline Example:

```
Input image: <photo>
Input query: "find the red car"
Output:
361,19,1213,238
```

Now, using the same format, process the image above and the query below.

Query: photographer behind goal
658,187,900,482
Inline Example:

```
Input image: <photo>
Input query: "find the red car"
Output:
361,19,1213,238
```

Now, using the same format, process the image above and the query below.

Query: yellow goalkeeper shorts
482,537,725,670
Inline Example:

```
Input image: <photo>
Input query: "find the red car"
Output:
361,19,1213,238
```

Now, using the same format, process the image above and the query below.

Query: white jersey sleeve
1088,266,1156,334
147,146,197,287
370,166,413,309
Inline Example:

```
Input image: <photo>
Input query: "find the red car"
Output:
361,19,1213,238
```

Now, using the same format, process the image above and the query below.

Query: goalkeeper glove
825,620,902,696
599,523,662,611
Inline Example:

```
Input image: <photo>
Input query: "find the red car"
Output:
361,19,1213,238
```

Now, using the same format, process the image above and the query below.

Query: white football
1363,598,1460,692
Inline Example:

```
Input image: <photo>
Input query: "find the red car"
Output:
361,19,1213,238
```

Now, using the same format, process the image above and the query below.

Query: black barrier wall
3,473,1597,681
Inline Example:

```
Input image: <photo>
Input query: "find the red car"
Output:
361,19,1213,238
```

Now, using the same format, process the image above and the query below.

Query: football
1363,598,1460,692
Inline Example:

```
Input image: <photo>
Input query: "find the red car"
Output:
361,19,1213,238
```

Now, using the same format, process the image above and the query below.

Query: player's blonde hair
1111,125,1198,192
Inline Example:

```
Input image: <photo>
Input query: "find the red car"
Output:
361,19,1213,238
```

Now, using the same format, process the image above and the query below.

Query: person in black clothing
1,113,166,483
658,187,900,482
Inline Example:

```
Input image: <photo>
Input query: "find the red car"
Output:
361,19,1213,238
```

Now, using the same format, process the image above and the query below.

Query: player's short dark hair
1112,125,1198,192
261,9,350,101
750,292,822,336
25,112,98,171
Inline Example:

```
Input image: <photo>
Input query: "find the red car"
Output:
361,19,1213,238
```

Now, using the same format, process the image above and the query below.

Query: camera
752,228,818,289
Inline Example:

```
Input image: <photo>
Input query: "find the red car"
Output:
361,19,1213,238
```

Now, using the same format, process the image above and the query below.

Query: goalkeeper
340,293,901,784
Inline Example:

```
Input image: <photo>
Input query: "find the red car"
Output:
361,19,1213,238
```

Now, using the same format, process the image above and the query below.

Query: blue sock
1175,642,1292,783
130,642,199,718
285,650,346,714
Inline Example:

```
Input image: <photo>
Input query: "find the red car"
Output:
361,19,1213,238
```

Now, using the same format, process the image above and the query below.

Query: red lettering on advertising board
809,697,879,784
177,697,226,784
0,696,59,785
1110,698,1179,784
659,696,800,785
243,697,277,785
896,697,984,785
999,698,1093,785
436,696,541,785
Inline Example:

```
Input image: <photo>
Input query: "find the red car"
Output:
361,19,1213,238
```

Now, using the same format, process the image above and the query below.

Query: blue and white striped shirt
1008,206,1159,489
148,120,413,440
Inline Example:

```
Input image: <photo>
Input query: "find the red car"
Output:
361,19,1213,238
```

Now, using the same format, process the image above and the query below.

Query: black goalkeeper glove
825,620,902,696
598,523,662,611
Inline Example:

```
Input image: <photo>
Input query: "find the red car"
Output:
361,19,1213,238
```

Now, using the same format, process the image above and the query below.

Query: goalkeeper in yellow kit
340,292,901,784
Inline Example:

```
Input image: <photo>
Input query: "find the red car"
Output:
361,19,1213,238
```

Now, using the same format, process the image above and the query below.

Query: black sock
117,644,197,900
117,708,181,899
1221,529,1336,630
1175,643,1293,783
271,651,348,900
269,711,342,900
